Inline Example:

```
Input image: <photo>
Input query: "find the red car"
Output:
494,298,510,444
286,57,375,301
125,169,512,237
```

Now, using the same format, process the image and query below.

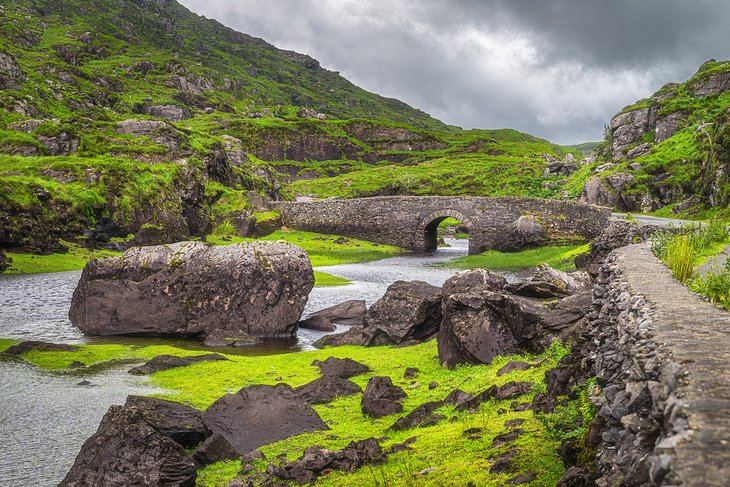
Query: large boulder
362,281,442,346
313,325,366,348
438,270,524,369
494,216,546,251
69,241,314,339
200,384,328,455
508,264,591,299
295,376,362,404
311,356,371,379
59,404,197,487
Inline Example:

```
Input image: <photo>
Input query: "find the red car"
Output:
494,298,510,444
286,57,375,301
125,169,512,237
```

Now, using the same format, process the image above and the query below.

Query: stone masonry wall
279,196,610,253
589,242,730,486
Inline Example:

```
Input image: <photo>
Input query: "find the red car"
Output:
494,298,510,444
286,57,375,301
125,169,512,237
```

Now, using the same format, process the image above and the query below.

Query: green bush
689,260,730,310
665,235,696,282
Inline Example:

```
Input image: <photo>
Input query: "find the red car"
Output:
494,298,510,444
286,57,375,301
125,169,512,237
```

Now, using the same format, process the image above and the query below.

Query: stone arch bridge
279,196,611,254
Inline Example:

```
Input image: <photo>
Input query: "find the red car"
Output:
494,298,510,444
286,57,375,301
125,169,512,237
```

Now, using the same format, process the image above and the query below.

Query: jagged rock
192,433,239,465
496,216,546,251
304,300,367,327
574,219,663,271
506,472,537,485
443,268,508,294
168,74,214,95
129,60,155,75
443,388,475,409
2,340,79,355
128,354,229,375
201,384,328,456
37,132,79,156
69,241,314,339
311,356,371,379
438,270,524,369
655,111,687,143
609,107,657,160
691,69,730,98
389,401,443,431
59,404,197,487
531,393,557,414
313,325,367,348
456,382,534,411
273,438,385,485
299,315,336,332
557,467,594,487
124,396,209,449
509,264,592,299
626,143,652,160
361,376,406,418
489,448,518,474
403,367,419,379
144,104,193,122
0,51,25,89
203,329,260,347
295,376,362,404
363,281,442,346
129,221,189,247
580,172,641,210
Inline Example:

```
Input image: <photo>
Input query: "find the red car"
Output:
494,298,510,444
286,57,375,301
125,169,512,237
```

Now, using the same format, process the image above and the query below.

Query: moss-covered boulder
69,240,314,339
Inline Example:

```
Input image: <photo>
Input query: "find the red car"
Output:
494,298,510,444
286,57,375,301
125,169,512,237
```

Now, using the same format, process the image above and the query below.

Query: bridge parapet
279,196,610,254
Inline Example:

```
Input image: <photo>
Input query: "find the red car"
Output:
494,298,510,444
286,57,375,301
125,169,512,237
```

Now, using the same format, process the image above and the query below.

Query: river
0,239,499,486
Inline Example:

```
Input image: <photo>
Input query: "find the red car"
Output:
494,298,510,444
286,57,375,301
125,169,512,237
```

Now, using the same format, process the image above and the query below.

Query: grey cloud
178,0,730,144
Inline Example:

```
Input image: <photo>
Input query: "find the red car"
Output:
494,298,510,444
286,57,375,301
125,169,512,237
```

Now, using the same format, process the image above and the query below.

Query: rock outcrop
201,384,328,456
362,280,442,345
69,241,314,339
311,356,371,379
59,404,198,487
508,264,592,299
295,376,362,404
438,270,523,369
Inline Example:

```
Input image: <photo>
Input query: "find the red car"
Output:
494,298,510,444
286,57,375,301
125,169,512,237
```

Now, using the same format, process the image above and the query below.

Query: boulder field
68,240,314,340
314,266,592,369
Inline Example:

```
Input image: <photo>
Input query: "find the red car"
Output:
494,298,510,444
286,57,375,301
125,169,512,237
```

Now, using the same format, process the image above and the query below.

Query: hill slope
574,59,730,218
0,0,582,259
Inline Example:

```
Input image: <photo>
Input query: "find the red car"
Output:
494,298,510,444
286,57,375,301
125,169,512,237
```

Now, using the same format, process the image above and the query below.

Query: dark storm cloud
177,0,730,144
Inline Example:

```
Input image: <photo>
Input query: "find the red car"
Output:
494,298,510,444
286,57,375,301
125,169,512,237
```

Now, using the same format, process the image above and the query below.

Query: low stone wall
280,196,610,253
590,242,730,486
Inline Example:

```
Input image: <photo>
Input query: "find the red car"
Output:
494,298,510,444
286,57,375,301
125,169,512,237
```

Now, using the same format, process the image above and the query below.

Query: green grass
313,270,350,287
249,229,404,267
444,244,590,272
5,338,579,486
5,242,121,274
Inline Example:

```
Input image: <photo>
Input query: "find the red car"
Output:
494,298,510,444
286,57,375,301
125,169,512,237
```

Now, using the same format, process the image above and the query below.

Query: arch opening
417,209,474,253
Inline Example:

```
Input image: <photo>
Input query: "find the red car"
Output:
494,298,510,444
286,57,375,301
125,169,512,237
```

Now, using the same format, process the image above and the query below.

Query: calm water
0,239,498,486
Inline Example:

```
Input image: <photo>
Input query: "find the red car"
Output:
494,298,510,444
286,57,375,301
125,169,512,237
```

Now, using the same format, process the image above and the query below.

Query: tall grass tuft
665,235,695,282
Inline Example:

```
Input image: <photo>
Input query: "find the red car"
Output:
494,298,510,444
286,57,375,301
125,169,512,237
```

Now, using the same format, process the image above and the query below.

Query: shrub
665,235,695,282
689,260,730,310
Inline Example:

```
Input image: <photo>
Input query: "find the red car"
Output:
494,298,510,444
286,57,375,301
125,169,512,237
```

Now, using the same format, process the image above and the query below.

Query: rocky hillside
0,0,584,258
576,60,730,217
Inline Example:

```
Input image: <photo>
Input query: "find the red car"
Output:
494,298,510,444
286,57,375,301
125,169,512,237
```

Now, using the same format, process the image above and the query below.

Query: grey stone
69,241,314,339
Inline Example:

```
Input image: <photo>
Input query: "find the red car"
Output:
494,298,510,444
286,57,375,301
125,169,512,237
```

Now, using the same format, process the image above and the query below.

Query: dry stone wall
589,243,730,486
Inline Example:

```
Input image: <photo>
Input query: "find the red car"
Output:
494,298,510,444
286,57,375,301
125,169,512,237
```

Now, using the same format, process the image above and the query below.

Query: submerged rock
303,299,366,327
363,281,442,346
201,384,328,456
2,340,79,355
202,329,260,348
59,404,197,487
128,354,228,375
69,241,314,339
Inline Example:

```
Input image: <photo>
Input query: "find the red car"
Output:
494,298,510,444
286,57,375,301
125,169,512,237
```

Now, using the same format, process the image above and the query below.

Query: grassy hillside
571,59,730,220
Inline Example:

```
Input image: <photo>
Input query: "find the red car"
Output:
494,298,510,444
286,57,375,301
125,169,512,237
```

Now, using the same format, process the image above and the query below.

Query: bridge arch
416,209,474,253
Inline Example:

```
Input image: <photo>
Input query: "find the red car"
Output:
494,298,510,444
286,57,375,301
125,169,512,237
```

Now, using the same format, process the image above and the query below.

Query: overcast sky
178,0,730,144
